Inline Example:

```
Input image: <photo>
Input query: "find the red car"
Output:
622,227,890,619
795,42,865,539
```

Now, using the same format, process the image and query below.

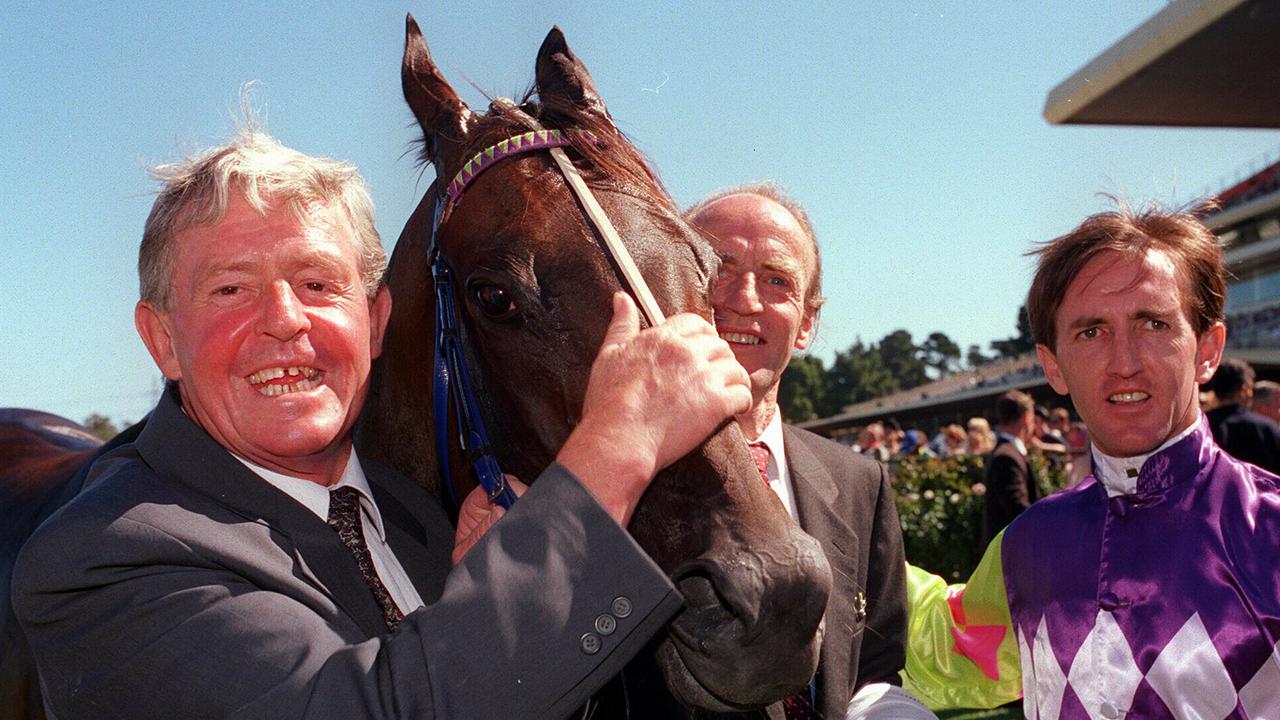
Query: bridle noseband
427,126,665,512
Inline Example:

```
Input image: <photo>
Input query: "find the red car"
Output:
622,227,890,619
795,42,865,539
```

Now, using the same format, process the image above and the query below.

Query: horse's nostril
672,559,769,645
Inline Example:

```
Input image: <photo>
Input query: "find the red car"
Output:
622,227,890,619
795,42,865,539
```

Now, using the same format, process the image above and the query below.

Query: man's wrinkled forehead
1053,247,1197,336
694,194,816,273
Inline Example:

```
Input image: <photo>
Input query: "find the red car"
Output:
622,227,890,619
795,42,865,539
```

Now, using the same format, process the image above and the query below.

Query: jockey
903,202,1280,718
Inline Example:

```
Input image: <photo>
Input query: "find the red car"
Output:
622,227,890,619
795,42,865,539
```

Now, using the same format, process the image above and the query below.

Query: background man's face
1256,394,1280,423
1036,248,1223,458
695,194,816,403
136,194,391,477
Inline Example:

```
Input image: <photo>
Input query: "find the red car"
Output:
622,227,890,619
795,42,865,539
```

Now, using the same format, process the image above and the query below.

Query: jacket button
1099,592,1122,611
611,596,633,618
580,633,601,655
595,613,617,635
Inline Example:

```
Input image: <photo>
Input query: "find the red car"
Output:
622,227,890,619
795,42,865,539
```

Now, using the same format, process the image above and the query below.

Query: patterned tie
783,690,815,720
747,442,816,720
327,487,404,632
749,442,772,486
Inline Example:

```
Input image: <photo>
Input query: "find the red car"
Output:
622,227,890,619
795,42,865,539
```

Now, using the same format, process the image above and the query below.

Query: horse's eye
471,283,516,319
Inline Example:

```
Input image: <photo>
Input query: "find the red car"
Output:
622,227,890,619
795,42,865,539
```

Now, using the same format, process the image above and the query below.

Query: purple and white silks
1002,416,1280,719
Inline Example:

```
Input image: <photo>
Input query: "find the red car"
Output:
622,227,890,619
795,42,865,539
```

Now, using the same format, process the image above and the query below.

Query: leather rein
426,123,665,512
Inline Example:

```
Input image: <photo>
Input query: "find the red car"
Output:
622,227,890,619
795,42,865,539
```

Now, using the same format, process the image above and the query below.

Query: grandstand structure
800,354,1056,441
1210,159,1280,366
803,0,1280,441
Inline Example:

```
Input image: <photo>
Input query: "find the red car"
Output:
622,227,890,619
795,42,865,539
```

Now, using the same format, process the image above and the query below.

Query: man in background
1253,380,1280,424
981,390,1039,545
1206,357,1280,473
687,183,931,719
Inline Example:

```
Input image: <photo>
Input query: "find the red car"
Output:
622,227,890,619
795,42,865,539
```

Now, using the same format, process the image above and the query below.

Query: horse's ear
535,27,615,129
402,14,475,168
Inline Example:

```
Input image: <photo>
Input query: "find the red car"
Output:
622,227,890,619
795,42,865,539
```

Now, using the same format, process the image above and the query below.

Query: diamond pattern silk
327,487,404,632
1001,418,1280,718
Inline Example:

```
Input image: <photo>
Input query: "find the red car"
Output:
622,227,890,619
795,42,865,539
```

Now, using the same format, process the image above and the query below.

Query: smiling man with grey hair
13,127,753,719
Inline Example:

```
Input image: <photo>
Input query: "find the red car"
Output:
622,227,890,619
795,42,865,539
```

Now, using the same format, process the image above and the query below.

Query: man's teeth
1109,391,1149,403
721,332,761,345
248,366,321,396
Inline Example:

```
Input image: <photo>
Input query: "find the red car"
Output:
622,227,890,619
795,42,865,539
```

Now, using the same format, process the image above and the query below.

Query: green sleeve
900,532,1023,710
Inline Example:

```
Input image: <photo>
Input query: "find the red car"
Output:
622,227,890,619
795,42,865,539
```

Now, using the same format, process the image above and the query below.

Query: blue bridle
428,192,516,512
426,126,664,513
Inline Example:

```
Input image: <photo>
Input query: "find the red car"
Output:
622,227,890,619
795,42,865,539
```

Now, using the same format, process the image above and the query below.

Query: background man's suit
982,436,1038,546
1207,401,1280,474
782,425,908,719
613,425,910,720
13,388,681,719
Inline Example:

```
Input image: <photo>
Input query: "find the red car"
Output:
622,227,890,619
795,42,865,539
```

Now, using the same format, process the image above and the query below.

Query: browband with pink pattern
444,128,598,210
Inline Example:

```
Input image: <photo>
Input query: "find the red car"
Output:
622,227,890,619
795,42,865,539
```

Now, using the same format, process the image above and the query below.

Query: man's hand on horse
452,475,528,566
558,292,751,526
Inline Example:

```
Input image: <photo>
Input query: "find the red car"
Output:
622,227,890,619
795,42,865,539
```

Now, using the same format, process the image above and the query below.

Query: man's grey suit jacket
12,388,681,719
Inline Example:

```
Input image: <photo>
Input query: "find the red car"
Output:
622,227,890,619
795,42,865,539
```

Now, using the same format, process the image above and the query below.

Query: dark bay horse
358,16,831,714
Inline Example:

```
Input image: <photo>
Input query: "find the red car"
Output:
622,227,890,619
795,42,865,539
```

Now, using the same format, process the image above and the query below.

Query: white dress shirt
235,451,425,616
751,409,800,520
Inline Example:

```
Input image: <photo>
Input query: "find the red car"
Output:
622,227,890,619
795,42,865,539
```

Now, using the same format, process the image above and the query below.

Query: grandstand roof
798,353,1047,434
1045,0,1280,129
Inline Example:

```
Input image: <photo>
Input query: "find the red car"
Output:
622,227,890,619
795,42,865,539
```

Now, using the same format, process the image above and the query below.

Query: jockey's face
1036,248,1223,458
135,194,391,484
696,193,816,407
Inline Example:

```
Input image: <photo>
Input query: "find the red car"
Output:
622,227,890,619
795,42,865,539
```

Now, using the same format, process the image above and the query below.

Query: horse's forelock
434,89,676,217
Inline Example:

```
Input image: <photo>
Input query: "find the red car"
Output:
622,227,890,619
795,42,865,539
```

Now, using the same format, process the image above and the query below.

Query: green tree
921,331,961,378
828,340,898,410
878,329,928,389
779,354,829,422
83,413,119,441
989,305,1035,359
966,344,993,369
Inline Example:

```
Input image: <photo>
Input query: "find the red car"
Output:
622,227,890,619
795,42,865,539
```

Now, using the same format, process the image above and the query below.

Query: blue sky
3,2,1278,424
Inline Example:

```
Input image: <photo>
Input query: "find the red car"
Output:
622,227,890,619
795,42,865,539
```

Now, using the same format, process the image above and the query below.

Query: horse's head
362,15,832,710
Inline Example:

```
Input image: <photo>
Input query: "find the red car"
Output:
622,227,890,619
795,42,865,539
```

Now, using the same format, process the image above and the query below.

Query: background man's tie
327,487,405,631
749,442,772,486
746,442,815,720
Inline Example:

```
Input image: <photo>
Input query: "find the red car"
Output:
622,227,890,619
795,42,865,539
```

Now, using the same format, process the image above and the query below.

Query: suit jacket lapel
135,388,391,638
783,425,861,717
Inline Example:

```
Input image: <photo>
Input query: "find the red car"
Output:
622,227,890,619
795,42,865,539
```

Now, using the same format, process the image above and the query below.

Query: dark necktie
327,487,405,632
747,442,816,720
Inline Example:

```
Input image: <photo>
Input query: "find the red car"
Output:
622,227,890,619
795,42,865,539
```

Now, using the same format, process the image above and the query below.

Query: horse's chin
653,623,823,712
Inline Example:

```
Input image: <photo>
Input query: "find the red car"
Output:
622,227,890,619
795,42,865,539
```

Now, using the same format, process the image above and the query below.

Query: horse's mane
413,86,677,214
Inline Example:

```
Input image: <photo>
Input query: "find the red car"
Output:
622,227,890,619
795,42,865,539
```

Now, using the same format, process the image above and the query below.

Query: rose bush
892,452,1068,580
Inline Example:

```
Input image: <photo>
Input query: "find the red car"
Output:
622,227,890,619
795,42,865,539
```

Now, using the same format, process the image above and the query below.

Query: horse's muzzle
658,522,832,711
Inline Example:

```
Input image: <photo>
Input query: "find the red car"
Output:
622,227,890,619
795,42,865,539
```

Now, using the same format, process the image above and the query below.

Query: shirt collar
234,451,388,542
1091,413,1202,497
996,431,1027,456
